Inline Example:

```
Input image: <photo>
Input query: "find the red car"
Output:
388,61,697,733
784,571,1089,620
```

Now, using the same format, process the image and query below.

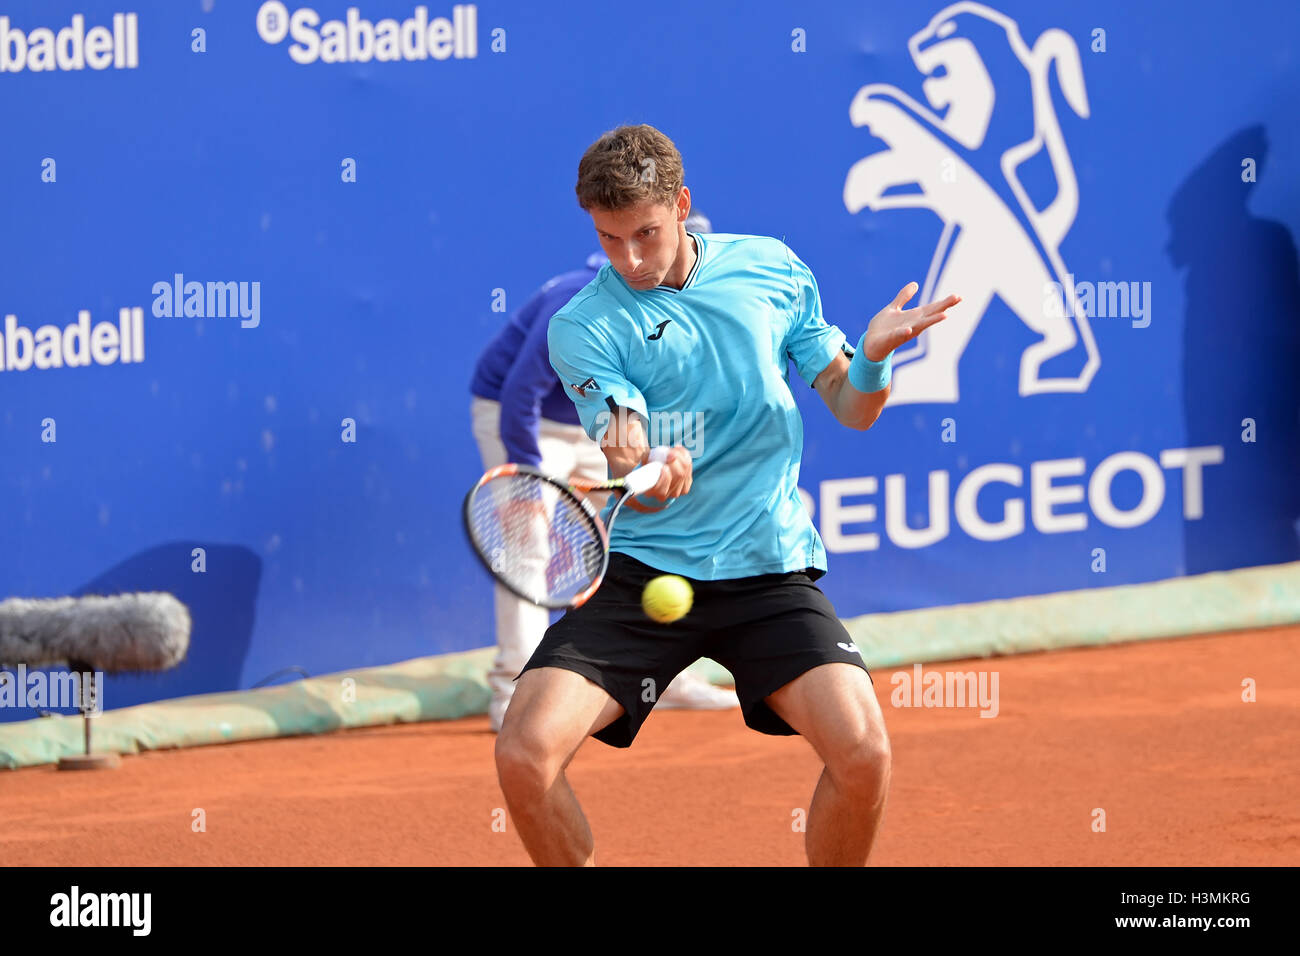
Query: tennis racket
463,447,670,609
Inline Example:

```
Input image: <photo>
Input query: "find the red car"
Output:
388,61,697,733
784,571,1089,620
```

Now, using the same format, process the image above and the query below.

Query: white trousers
469,396,609,702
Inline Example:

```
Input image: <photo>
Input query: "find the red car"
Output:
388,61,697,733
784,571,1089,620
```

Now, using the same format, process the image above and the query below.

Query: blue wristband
847,333,892,393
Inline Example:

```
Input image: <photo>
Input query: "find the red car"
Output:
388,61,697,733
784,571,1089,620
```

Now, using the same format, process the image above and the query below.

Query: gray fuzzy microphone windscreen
0,592,191,673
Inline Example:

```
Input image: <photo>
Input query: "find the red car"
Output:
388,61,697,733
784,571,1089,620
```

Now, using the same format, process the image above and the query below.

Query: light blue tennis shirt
548,232,851,581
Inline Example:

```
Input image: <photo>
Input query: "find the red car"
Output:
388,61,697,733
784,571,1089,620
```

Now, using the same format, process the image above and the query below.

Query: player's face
589,194,688,290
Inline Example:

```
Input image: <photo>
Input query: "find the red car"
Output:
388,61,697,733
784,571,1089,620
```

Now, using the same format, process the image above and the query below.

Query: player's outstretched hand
644,446,693,502
862,282,961,362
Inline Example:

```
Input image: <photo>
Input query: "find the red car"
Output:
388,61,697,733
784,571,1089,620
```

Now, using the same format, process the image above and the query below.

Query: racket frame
462,449,669,609
462,463,620,610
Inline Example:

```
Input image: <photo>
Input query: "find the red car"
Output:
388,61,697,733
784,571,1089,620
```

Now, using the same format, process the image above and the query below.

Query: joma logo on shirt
647,320,672,341
569,377,598,398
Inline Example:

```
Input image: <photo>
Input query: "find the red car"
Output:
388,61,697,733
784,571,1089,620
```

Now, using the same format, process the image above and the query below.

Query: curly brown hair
575,124,684,212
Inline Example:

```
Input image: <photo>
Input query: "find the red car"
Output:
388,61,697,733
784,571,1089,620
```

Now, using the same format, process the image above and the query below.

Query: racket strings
467,473,605,606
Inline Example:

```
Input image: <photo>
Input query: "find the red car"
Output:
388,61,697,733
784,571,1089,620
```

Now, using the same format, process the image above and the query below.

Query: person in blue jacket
470,209,735,732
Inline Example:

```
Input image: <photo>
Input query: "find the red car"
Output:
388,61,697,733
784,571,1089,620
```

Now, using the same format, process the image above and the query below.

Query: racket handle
624,447,671,496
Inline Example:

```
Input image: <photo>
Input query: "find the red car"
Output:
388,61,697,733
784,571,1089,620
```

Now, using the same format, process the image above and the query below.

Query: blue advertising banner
2,0,1297,715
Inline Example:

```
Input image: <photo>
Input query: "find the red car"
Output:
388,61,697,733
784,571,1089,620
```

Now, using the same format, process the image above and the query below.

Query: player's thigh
764,662,889,769
497,665,625,772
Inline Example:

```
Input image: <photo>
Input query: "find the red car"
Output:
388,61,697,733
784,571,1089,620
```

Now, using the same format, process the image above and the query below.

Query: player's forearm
836,378,890,430
816,353,890,430
599,406,649,478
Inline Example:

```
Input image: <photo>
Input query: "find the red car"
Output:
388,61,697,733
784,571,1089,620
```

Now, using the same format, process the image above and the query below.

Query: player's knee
829,734,892,802
494,728,563,799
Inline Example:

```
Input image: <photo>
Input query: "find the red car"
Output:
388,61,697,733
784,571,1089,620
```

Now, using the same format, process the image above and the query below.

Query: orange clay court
1,624,1296,867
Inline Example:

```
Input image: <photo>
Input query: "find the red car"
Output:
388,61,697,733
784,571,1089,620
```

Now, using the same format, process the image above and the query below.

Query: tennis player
495,124,960,866
470,212,735,731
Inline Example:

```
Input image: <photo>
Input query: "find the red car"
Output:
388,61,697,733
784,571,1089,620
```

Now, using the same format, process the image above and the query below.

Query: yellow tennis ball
642,574,693,623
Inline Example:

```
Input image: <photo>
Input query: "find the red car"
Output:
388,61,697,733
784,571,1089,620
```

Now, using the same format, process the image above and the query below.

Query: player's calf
764,662,893,863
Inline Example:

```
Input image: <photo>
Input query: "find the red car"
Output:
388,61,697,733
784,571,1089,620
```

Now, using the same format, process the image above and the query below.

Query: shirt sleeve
548,311,649,443
498,282,584,467
783,244,849,387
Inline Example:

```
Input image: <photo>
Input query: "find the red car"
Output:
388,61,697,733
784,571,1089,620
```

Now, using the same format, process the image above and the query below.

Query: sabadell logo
255,2,479,64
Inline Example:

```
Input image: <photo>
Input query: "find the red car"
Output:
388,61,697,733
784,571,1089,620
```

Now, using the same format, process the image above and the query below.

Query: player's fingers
891,281,919,310
901,294,959,324
667,447,693,498
647,473,673,501
923,293,960,314
644,452,688,501
912,311,948,334
662,467,684,498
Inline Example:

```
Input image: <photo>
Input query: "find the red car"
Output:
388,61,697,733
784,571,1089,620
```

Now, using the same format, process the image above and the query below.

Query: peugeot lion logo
844,2,1098,405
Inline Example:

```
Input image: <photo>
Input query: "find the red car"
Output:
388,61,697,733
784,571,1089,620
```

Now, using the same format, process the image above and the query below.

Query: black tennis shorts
518,551,871,748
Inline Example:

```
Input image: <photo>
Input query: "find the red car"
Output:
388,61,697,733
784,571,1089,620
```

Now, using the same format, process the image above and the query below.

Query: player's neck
659,231,697,291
